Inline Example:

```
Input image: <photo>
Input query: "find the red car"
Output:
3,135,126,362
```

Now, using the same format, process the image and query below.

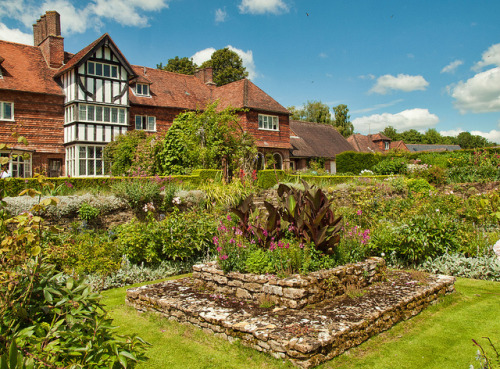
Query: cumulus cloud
441,59,463,74
439,128,465,137
473,43,500,71
0,23,32,44
215,8,227,23
369,74,429,94
0,0,169,40
239,0,288,14
471,129,500,144
450,67,500,113
191,45,258,80
352,108,439,134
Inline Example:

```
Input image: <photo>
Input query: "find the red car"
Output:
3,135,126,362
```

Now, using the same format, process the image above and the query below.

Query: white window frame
0,102,14,121
135,83,150,97
384,141,390,150
0,151,31,178
78,104,126,124
135,115,156,132
66,145,106,177
258,114,279,131
87,61,118,79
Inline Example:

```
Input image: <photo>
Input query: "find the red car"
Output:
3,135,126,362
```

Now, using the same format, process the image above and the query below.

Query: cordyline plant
231,180,343,254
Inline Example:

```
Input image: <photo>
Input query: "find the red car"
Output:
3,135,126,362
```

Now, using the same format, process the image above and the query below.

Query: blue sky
1,0,500,143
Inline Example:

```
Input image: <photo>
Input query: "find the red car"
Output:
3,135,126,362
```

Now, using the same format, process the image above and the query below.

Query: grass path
102,276,500,369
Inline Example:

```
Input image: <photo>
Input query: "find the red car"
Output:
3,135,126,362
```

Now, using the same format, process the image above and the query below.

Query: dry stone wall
192,257,386,309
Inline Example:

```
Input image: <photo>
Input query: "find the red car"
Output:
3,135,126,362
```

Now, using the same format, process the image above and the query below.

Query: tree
154,102,256,175
332,104,354,138
201,48,248,86
287,101,332,124
456,131,494,149
381,126,400,141
157,56,197,75
422,128,443,144
400,129,424,144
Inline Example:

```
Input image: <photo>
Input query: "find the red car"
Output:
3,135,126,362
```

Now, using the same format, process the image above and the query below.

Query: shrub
111,179,162,212
116,210,216,265
78,201,100,221
372,157,408,175
407,178,434,194
336,151,383,174
257,169,285,189
419,253,500,281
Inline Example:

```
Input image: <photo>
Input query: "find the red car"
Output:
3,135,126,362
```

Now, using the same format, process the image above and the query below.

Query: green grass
102,277,500,369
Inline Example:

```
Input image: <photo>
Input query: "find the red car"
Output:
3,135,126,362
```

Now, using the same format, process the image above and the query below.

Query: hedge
336,151,385,174
256,169,285,189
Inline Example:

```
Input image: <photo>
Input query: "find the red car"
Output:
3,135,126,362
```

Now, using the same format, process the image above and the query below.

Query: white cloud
471,129,500,144
352,108,439,134
450,67,500,113
0,22,32,44
358,74,375,80
439,128,464,137
215,8,227,23
441,59,463,74
369,74,429,94
319,52,327,58
0,0,169,37
238,0,288,14
191,45,258,80
473,43,500,71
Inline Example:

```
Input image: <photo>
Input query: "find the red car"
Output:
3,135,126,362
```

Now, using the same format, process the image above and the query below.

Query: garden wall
192,257,386,309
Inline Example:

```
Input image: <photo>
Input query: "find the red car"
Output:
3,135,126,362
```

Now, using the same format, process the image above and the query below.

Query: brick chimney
33,11,64,68
194,67,215,86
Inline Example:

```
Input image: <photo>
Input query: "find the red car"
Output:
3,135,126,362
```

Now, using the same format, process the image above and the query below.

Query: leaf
9,340,17,369
30,246,41,256
43,288,53,303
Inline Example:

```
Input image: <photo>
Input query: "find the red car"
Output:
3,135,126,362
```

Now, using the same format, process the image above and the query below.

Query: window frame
258,114,279,131
87,61,118,79
0,151,31,178
0,101,14,121
135,115,156,132
78,104,126,124
135,83,150,97
66,144,105,177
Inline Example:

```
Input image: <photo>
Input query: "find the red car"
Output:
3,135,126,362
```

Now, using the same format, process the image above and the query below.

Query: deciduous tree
157,56,197,75
201,48,248,86
332,104,354,138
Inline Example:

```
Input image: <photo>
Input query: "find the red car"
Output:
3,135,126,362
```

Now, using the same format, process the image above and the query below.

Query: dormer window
87,61,118,79
136,83,150,97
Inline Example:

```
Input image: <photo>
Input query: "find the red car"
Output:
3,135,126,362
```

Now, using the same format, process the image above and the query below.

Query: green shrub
336,151,384,174
78,201,100,221
256,169,284,189
407,178,434,193
372,157,408,175
116,211,216,265
111,179,162,212
419,253,500,281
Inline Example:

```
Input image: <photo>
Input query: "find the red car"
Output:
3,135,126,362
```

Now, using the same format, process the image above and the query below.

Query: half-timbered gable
54,34,136,177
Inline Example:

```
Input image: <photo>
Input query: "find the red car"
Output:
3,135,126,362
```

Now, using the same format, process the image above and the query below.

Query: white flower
172,197,181,205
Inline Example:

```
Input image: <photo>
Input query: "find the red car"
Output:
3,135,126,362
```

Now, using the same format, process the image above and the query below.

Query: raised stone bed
192,257,386,309
127,266,455,368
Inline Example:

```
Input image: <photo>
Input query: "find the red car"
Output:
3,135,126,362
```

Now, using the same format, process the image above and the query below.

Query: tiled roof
0,40,63,95
214,79,289,114
406,144,461,152
370,133,390,141
289,120,354,158
347,133,382,152
129,66,211,110
390,140,408,151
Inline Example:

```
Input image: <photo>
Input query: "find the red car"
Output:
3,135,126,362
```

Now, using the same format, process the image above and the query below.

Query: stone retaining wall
192,257,386,309
126,272,456,368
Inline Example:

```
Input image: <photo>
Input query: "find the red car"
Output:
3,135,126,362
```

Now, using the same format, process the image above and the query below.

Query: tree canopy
157,56,196,75
200,48,248,86
288,101,332,124
332,104,354,138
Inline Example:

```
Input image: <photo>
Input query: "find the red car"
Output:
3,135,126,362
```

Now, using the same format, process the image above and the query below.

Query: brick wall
0,90,64,174
129,104,187,134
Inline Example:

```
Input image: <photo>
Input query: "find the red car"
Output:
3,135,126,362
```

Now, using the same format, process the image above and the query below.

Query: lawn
102,275,500,369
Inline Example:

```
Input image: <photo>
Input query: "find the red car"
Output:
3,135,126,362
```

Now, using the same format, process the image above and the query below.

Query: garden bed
192,257,386,309
127,266,455,368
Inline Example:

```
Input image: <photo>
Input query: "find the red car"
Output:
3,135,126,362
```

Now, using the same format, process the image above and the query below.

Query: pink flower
220,254,228,260
212,236,219,245
357,209,362,216
263,230,268,237
229,238,235,244
299,243,304,249
227,214,232,221
216,246,222,252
